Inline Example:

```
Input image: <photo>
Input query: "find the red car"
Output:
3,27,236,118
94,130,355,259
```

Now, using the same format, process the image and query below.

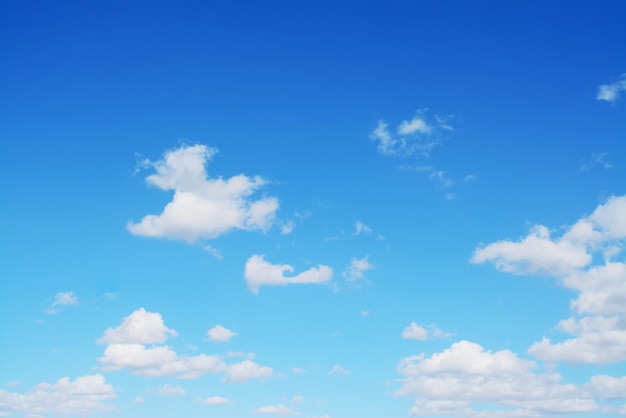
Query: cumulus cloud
223,360,273,383
97,309,272,381
128,144,279,242
369,109,453,157
597,73,626,103
342,256,374,283
253,404,300,415
244,255,333,294
207,325,237,342
402,322,451,340
201,395,232,405
528,315,626,364
0,374,116,416
328,365,350,376
472,196,626,365
98,308,177,345
394,340,620,416
44,291,78,314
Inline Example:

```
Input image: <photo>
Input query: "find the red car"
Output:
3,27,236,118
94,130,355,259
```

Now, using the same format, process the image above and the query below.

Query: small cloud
134,396,145,404
342,256,374,283
328,364,350,376
223,360,273,383
281,221,295,235
253,405,300,415
597,73,626,103
398,116,431,135
204,245,224,259
579,153,613,173
377,234,385,241
227,351,255,359
292,395,304,403
353,221,372,236
245,255,333,294
463,174,476,182
154,384,186,397
292,368,307,374
360,310,370,317
45,291,79,314
202,396,232,405
401,322,453,340
4,381,20,388
444,193,455,200
207,325,237,342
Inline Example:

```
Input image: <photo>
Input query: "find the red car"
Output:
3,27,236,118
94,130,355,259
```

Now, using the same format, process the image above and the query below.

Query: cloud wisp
244,255,333,294
597,73,626,104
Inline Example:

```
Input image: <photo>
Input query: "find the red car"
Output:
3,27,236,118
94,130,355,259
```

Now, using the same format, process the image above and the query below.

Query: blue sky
1,1,625,417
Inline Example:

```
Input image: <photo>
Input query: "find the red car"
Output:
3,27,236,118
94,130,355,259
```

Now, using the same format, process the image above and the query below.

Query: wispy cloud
401,322,452,340
342,256,374,283
579,153,613,172
328,364,350,376
44,291,78,315
597,73,626,104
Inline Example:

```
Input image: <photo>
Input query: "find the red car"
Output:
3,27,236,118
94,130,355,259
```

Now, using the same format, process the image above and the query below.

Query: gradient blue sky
1,1,625,417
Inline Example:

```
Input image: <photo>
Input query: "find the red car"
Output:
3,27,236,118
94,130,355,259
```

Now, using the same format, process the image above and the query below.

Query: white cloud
402,322,452,340
281,221,295,235
328,365,350,376
134,396,144,403
207,325,237,342
201,395,232,405
44,291,78,314
342,256,374,283
99,343,225,378
245,255,333,294
98,308,177,345
597,73,626,103
223,360,273,383
203,245,223,259
154,384,186,396
4,381,20,388
253,404,300,415
471,225,591,276
472,196,626,365
528,315,626,364
369,110,453,157
292,368,307,374
127,144,279,242
353,221,372,236
0,374,115,416
395,340,605,416
292,395,304,403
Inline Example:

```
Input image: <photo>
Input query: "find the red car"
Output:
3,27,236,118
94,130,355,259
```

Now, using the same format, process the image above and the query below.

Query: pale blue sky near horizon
1,1,625,417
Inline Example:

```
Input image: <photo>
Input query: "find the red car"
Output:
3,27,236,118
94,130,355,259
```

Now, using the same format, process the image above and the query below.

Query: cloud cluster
0,374,116,416
245,255,333,294
97,308,273,381
342,256,374,283
396,340,625,416
369,110,453,157
472,196,626,365
128,144,279,242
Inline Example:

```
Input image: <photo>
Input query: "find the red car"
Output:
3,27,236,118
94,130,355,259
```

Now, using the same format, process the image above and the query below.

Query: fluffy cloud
44,291,78,314
207,325,237,342
394,340,622,416
342,256,374,283
223,360,273,383
253,404,300,415
473,196,626,365
369,110,452,157
0,374,115,416
97,309,273,381
245,255,333,294
597,73,626,103
528,315,626,364
202,395,232,405
402,322,451,340
128,144,279,242
327,365,350,376
98,308,177,345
